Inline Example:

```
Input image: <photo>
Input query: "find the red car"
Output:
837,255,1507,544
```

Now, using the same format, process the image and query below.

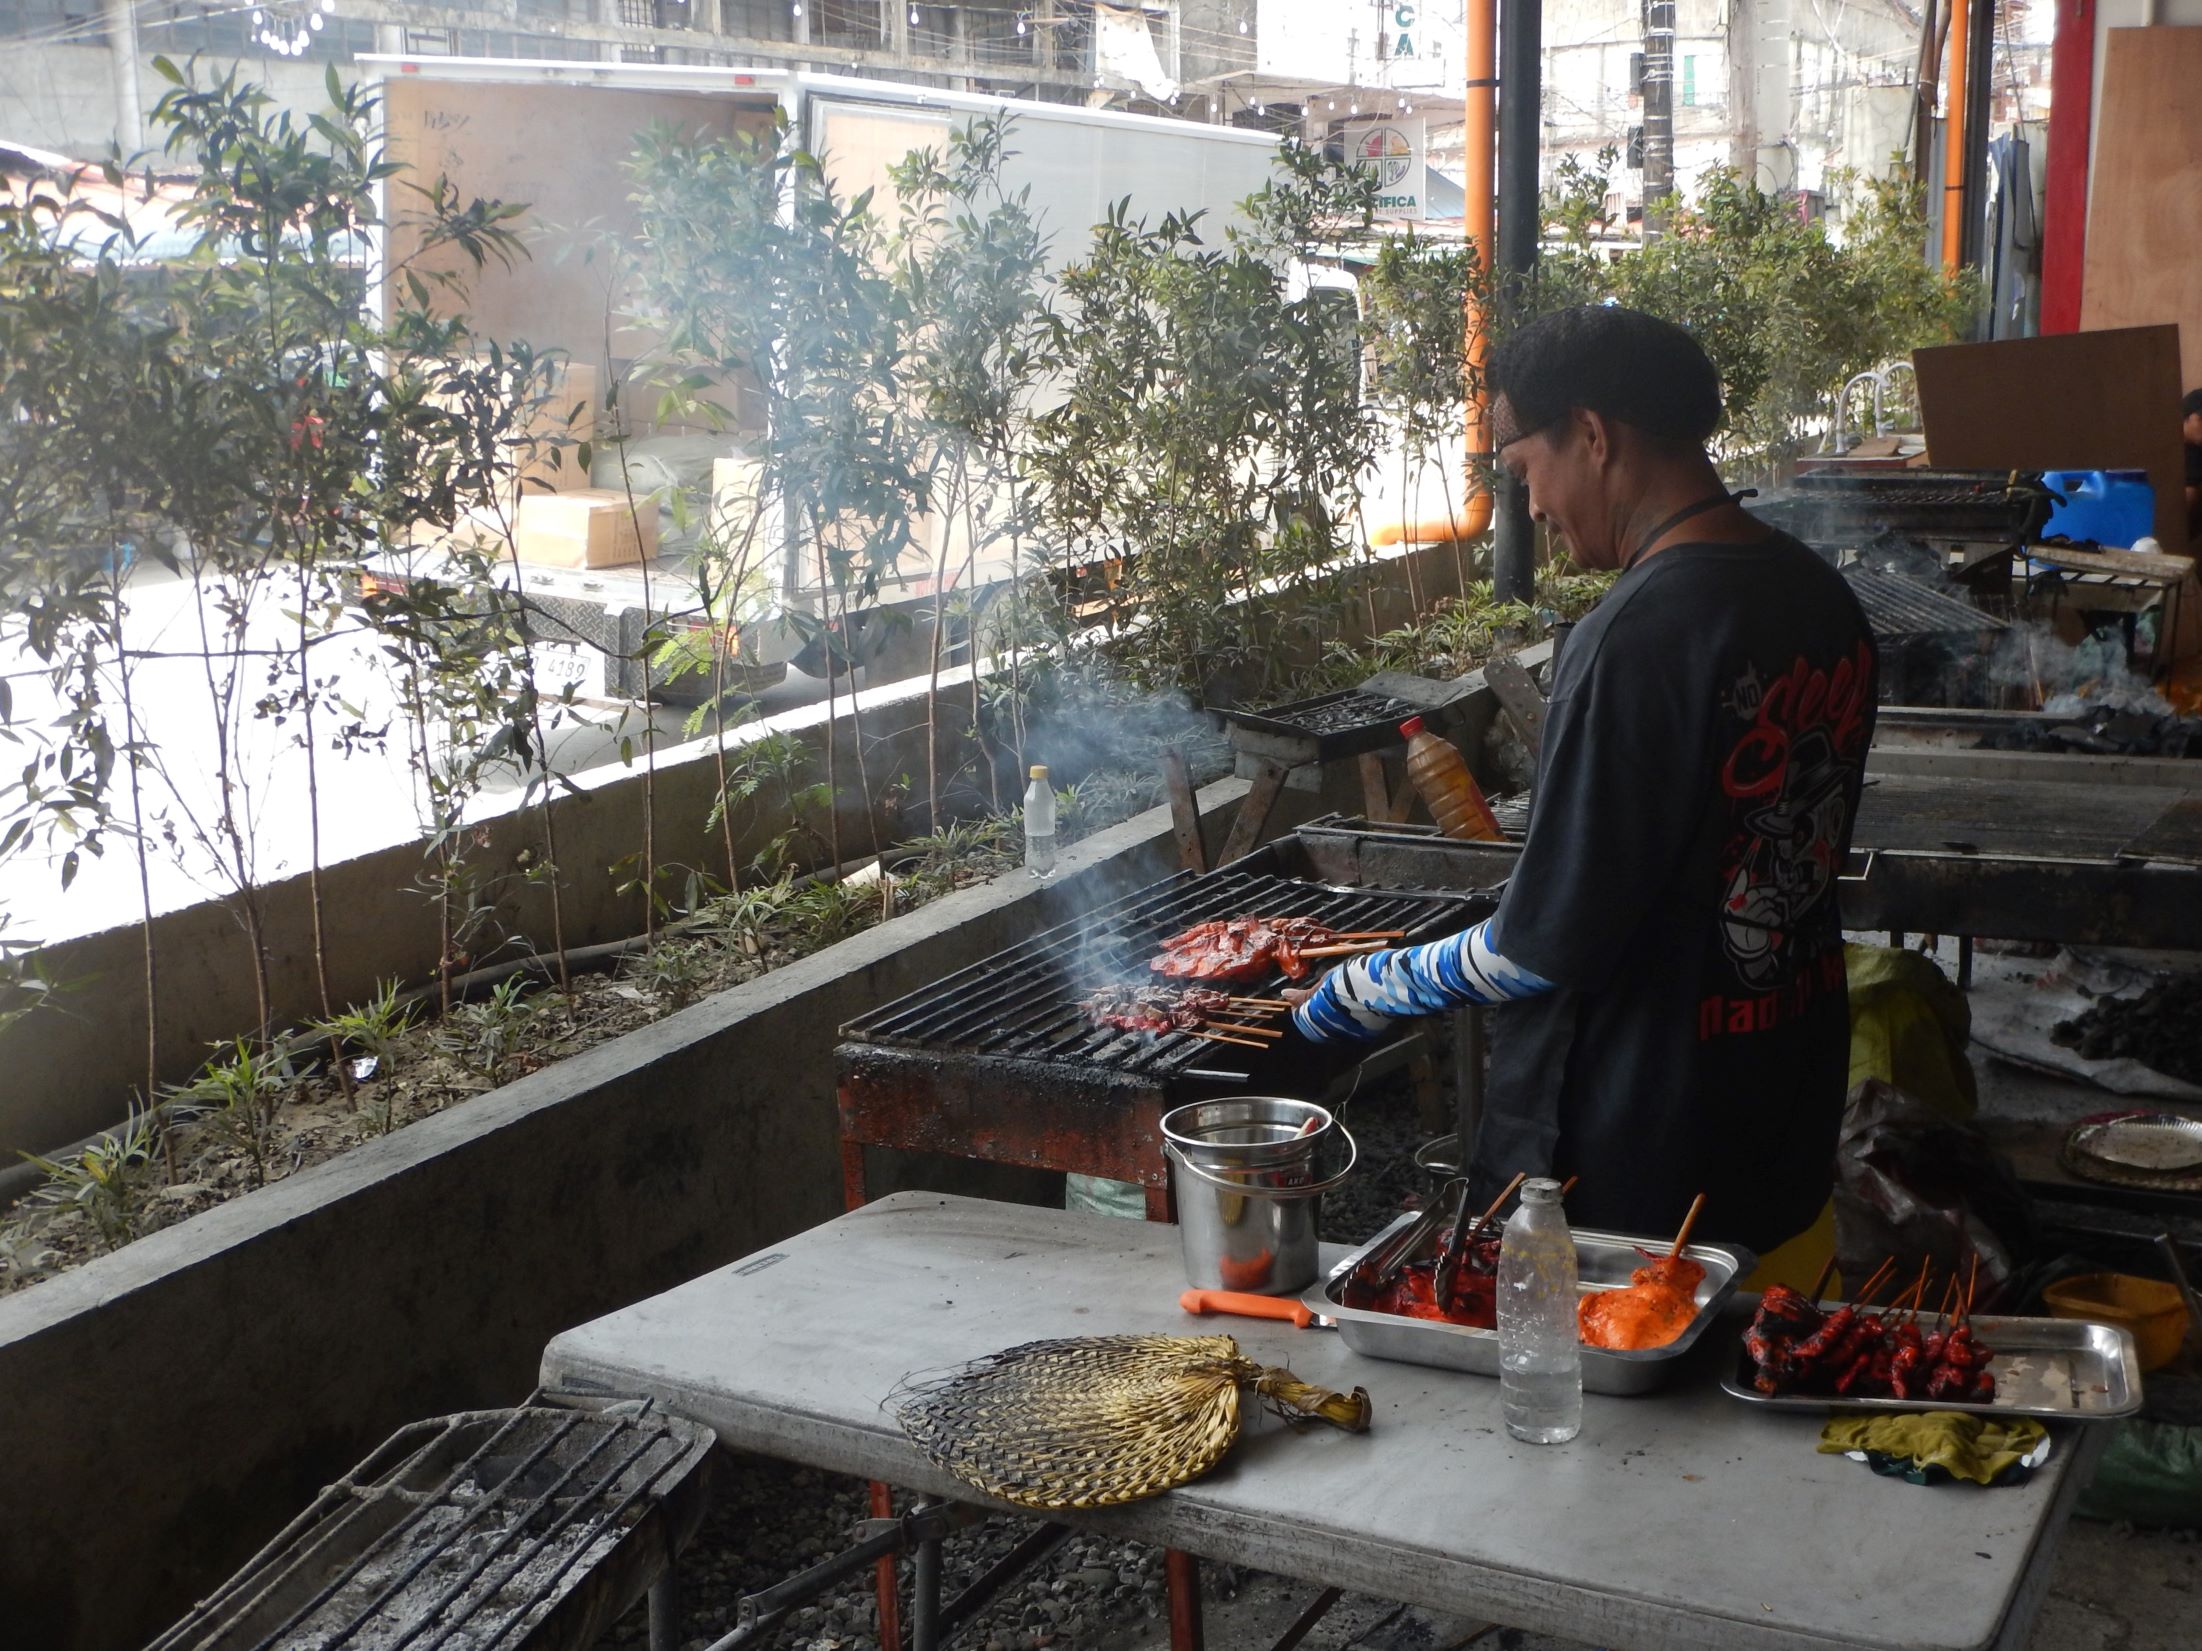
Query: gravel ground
600,1076,1444,1651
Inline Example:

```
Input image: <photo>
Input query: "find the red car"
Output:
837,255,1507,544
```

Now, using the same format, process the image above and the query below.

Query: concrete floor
1119,1517,2200,1651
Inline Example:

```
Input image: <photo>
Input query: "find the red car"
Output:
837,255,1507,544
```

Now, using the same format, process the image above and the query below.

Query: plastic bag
1832,1077,2035,1301
2075,1421,2202,1527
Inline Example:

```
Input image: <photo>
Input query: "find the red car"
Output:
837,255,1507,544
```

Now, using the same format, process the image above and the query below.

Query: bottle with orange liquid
1399,716,1504,841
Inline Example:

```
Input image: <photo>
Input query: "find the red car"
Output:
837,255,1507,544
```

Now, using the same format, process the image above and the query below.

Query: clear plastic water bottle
1023,764,1056,879
1496,1176,1583,1444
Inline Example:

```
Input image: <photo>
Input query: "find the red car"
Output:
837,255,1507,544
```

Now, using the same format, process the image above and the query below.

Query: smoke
1979,620,2168,712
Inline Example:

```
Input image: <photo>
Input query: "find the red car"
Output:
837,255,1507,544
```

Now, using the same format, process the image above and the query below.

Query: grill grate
149,1407,712,1651
842,861,1483,1080
1219,688,1424,762
1842,565,2005,644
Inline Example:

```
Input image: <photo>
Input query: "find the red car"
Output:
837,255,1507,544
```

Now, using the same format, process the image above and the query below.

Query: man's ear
1576,406,1616,470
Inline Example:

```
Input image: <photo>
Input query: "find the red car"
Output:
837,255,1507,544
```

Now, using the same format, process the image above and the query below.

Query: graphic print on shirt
1712,642,1874,996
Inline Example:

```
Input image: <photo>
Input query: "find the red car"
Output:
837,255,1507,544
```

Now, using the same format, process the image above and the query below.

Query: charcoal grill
149,1404,713,1651
836,837,1495,1214
1759,468,2053,550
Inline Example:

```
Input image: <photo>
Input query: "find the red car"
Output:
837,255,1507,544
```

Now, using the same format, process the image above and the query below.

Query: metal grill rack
149,1405,713,1651
836,837,1496,1211
844,864,1477,1081
1842,565,2007,646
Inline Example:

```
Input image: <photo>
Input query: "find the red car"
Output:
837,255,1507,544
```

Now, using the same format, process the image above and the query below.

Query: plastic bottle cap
1029,765,1049,780
1398,716,1426,738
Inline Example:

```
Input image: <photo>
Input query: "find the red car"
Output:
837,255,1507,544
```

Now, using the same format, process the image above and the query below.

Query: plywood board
2080,28,2202,395
381,79,776,391
1913,325,2188,548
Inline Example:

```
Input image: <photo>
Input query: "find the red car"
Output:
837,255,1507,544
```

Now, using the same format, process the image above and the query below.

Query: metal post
1490,0,1542,605
1958,0,1996,275
1165,1548,1206,1651
910,1502,943,1651
1454,1006,1485,1163
649,1566,681,1651
1640,0,1674,237
103,0,142,152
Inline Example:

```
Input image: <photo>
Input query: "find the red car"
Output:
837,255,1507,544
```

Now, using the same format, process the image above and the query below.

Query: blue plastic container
2041,470,2154,548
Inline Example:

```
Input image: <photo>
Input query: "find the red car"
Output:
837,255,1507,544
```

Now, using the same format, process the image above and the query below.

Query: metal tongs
1341,1177,1468,1305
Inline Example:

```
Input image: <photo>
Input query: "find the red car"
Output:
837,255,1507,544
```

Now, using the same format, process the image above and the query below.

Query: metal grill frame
148,1405,713,1651
837,840,1496,1205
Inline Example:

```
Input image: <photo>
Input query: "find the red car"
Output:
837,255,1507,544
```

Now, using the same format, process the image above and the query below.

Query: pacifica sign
1345,117,1428,220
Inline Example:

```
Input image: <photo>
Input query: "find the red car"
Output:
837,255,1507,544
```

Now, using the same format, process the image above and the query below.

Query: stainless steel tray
1305,1214,1752,1395
1719,1310,2143,1421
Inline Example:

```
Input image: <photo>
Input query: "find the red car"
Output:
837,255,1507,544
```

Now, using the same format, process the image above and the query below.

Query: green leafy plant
172,1038,298,1189
439,975,544,1084
310,979,414,1070
20,1107,161,1253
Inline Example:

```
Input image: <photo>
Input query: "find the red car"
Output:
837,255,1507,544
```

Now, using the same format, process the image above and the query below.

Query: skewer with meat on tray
1742,1255,1998,1403
1339,1183,1713,1351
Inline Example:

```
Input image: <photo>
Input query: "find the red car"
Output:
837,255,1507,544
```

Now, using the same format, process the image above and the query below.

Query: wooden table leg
1388,767,1418,824
1217,761,1288,866
1357,752,1391,822
1162,748,1207,872
1165,1547,1205,1651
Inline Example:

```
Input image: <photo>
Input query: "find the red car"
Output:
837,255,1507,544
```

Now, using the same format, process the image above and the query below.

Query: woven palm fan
893,1333,1370,1511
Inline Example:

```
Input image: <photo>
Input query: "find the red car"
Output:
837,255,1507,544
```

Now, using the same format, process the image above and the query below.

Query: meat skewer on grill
1150,916,1383,984
1081,984,1280,1035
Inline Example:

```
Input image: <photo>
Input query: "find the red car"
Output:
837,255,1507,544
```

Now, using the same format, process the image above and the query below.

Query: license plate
535,639,605,701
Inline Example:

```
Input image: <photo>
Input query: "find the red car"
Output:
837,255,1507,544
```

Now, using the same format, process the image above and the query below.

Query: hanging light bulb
1238,16,1248,31
908,2,919,21
321,0,335,11
791,1,803,13
1015,9,1026,31
251,7,262,18
309,12,322,28
1350,101,1359,114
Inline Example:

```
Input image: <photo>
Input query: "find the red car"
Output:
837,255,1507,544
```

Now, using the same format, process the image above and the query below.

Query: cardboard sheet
1913,325,2188,549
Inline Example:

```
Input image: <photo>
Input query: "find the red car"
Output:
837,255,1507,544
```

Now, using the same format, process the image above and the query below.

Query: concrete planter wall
0,778,1289,1651
4,535,1474,1159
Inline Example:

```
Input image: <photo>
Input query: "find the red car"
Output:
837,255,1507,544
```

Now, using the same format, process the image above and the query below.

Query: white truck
364,56,1285,704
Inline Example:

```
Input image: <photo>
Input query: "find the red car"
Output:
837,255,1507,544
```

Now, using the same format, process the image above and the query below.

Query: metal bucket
1161,1097,1358,1295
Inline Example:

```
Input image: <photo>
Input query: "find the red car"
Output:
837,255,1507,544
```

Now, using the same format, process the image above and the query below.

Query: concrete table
542,1193,2104,1651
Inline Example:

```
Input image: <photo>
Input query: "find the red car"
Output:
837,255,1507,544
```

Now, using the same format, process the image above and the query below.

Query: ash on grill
151,1405,712,1651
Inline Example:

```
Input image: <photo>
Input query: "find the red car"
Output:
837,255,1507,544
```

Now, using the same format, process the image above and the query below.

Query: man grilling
1293,306,1878,1259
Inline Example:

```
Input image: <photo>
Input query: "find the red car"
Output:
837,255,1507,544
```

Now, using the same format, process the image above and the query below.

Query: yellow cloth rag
1818,1412,2048,1486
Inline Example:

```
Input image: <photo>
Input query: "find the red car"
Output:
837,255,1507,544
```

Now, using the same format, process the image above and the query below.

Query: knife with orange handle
1178,1288,1337,1329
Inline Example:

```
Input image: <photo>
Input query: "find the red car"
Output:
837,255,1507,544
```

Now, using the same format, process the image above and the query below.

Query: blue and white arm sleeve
1292,918,1556,1043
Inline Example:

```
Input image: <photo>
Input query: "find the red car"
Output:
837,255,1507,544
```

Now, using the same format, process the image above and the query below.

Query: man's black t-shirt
1469,531,1878,1254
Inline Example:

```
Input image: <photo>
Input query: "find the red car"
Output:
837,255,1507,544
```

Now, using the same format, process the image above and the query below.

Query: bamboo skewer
1231,997,1292,1010
1852,1255,1899,1307
1329,931,1406,942
1297,942,1389,960
1191,1029,1267,1049
1204,1020,1282,1039
1666,1192,1708,1259
1808,1254,1838,1304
